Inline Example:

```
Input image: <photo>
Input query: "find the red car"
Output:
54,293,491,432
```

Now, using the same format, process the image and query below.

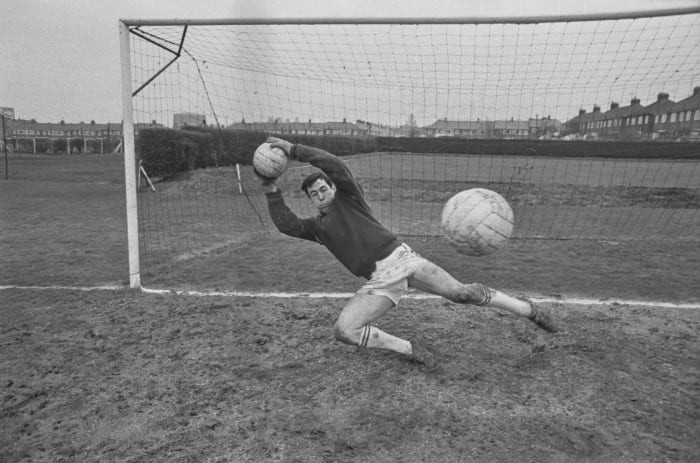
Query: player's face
307,178,336,214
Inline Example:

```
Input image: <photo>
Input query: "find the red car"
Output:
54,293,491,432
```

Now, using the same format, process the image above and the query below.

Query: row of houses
1,115,562,152
0,119,165,154
565,87,700,141
227,116,562,140
228,118,419,137
424,117,561,139
226,86,700,142
0,119,124,154
2,85,698,154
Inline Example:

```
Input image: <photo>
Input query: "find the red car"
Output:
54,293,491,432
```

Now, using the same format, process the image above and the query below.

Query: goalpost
119,8,700,290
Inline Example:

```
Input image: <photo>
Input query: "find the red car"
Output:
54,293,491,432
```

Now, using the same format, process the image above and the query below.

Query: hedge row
377,137,700,159
136,127,378,178
137,127,700,178
136,127,253,178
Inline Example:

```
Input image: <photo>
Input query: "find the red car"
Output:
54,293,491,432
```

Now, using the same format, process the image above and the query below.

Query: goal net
119,9,700,290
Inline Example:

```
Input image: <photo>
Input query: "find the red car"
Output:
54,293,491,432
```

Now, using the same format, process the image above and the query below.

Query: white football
440,188,514,256
253,142,288,178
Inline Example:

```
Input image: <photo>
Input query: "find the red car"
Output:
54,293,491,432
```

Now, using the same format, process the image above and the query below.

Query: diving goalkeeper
256,137,558,369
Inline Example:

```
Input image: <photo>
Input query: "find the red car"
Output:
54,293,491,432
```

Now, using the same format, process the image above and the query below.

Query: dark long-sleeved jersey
265,144,400,279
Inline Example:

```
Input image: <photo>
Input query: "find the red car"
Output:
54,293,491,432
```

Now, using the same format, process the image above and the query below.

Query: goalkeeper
256,137,558,369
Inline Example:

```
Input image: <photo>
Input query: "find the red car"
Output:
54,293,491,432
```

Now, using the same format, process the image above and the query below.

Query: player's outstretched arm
266,192,317,241
268,137,361,197
255,164,316,241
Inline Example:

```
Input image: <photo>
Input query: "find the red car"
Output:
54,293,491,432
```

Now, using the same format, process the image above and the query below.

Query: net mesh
125,13,700,282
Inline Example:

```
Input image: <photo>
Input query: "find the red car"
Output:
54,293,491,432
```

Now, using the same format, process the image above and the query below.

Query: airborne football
253,142,288,178
440,188,514,256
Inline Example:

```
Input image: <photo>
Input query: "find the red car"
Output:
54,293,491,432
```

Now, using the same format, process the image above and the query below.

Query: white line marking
529,296,700,310
0,284,128,291
1,285,699,310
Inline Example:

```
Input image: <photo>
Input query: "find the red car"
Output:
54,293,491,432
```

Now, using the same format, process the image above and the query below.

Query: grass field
1,153,699,462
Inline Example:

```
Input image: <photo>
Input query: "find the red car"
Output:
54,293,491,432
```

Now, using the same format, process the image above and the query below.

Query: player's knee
333,320,358,345
449,283,492,305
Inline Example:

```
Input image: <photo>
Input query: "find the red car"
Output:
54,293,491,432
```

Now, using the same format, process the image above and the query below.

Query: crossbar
120,6,700,27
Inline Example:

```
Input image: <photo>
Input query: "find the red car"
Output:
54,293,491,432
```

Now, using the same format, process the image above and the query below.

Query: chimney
610,102,619,110
631,97,640,106
657,92,669,101
579,109,586,116
593,105,601,113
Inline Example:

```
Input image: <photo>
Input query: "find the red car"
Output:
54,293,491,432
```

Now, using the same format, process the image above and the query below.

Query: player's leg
408,260,558,332
334,292,440,367
408,260,529,315
333,292,412,355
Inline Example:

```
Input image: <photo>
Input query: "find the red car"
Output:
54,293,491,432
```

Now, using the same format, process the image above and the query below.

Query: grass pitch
2,288,699,462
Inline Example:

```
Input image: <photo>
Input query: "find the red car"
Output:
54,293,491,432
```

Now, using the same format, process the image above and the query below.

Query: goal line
2,284,699,310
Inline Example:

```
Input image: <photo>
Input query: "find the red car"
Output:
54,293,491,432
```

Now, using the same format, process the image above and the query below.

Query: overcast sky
1,0,698,123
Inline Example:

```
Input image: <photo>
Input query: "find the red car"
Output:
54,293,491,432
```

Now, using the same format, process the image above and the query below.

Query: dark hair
301,172,334,197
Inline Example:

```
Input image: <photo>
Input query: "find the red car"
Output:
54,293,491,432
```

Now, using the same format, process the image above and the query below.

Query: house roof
6,119,122,132
671,87,700,111
578,108,605,123
643,93,676,115
616,103,647,118
565,112,584,125
603,100,646,119
324,121,353,130
528,118,562,128
228,121,332,131
494,120,530,130
425,120,490,130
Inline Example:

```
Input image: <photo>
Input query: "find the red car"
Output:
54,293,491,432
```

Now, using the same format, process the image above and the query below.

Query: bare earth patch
1,289,698,462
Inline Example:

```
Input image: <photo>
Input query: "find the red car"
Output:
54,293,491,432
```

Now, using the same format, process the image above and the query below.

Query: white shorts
356,243,429,306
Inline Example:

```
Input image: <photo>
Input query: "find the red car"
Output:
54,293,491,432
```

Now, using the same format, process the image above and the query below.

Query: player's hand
267,136,295,160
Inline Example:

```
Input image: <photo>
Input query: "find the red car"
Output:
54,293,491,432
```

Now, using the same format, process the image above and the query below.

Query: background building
174,112,206,130
0,119,123,154
564,86,700,141
3,85,698,153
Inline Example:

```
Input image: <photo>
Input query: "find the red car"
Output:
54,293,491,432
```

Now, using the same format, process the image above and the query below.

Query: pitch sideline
1,284,699,310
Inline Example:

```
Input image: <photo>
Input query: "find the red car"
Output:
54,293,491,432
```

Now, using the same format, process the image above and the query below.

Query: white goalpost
119,20,140,289
119,8,700,290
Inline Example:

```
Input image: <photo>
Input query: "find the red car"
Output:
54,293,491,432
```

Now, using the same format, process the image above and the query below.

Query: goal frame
118,6,700,289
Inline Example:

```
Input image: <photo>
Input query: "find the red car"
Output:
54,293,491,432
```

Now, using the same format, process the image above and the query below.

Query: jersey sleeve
265,189,318,242
293,144,364,199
